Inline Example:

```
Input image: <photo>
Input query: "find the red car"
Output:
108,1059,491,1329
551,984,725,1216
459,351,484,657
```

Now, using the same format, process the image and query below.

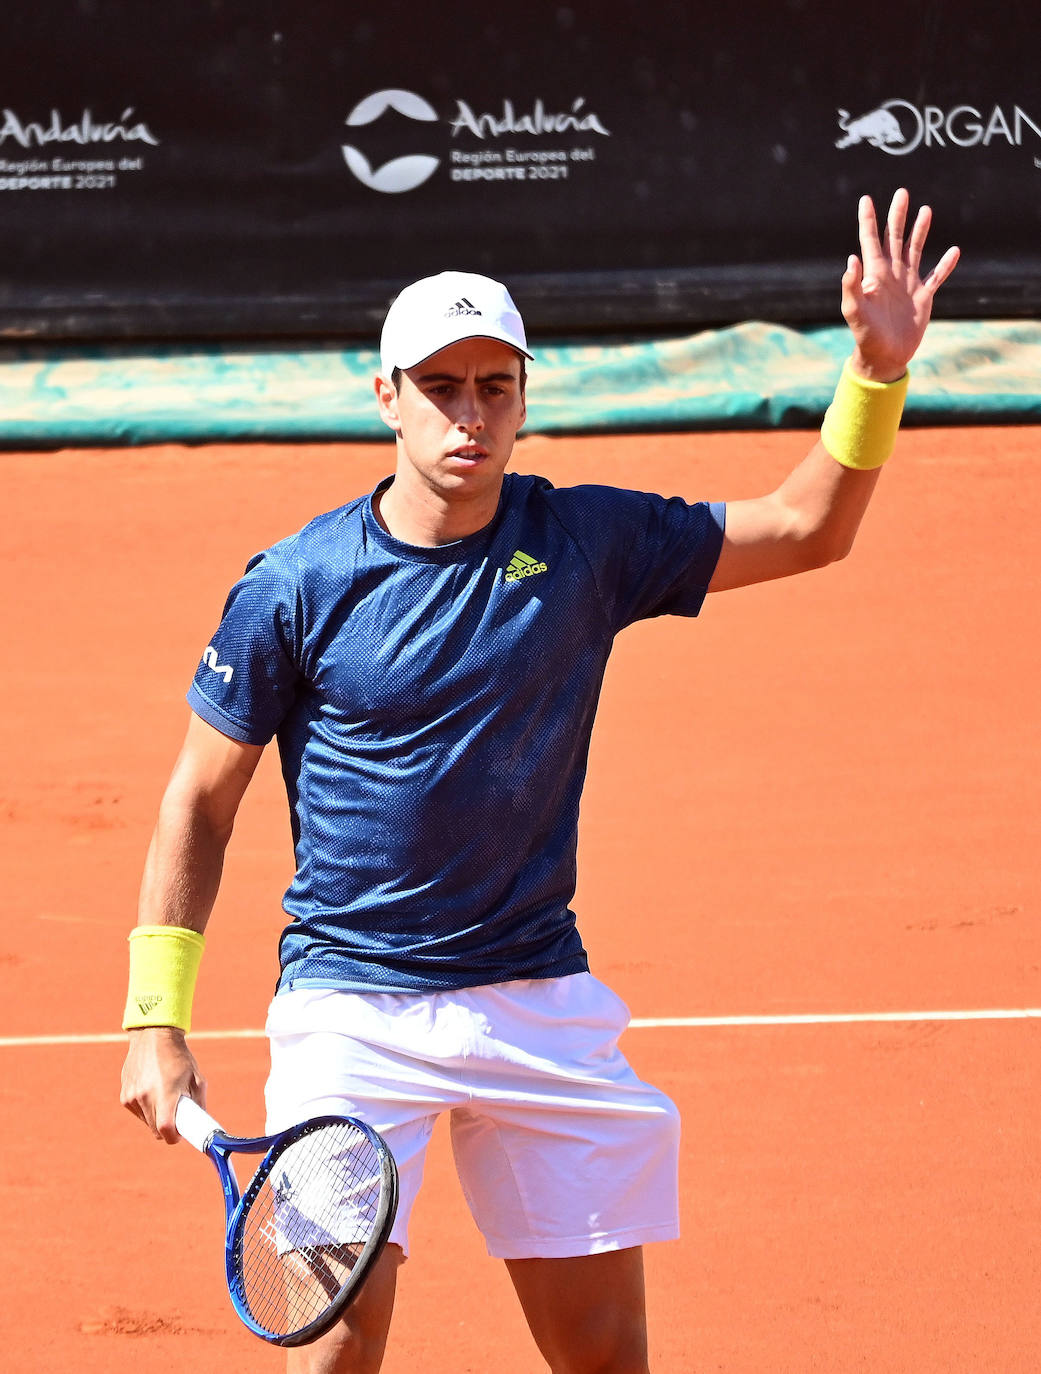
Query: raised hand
841,188,960,382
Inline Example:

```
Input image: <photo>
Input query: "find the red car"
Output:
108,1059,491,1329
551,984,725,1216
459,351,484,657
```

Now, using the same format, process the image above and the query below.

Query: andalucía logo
341,87,611,195
342,89,440,194
836,100,1041,156
0,107,158,148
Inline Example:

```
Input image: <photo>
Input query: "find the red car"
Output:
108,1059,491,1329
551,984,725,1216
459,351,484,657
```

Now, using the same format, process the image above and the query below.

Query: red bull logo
836,100,1041,156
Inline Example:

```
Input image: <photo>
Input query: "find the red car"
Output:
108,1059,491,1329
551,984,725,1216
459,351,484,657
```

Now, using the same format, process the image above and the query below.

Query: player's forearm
771,440,883,568
125,721,260,1047
124,796,228,1047
136,789,233,932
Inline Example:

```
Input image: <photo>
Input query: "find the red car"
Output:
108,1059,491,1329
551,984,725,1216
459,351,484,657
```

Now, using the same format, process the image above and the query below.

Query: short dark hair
390,358,527,392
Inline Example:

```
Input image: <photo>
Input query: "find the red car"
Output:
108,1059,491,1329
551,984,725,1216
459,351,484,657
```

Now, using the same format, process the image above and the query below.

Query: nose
454,384,485,434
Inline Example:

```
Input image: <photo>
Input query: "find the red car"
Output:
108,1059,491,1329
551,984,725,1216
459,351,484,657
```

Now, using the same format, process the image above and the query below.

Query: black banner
2,1,1039,341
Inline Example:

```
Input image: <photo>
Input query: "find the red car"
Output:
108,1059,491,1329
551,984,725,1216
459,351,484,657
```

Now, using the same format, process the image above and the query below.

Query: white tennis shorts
264,973,680,1260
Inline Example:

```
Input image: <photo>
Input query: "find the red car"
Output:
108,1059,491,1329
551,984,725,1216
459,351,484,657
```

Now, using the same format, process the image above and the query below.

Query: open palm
842,189,960,381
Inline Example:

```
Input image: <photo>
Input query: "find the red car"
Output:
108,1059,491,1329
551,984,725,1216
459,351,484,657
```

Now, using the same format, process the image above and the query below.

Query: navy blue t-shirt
188,473,725,993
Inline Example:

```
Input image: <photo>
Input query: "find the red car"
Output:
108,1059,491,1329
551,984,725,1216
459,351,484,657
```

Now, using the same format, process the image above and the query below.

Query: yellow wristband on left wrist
122,925,205,1034
821,360,909,471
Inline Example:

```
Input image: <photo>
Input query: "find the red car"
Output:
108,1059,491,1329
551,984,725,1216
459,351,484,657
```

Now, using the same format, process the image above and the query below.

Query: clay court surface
3,425,1038,1372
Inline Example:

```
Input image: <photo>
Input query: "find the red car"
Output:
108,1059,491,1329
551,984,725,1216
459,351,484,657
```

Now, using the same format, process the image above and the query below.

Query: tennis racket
175,1095,398,1347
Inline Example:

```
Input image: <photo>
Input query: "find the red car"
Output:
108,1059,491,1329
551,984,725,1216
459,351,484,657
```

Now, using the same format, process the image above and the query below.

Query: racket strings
234,1123,385,1338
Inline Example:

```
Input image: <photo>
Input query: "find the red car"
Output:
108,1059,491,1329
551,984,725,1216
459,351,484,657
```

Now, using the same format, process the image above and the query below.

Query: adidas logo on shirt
446,296,481,318
505,549,548,583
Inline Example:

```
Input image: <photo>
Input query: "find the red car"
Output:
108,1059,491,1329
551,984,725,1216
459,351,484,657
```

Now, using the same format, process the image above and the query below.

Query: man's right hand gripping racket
175,1096,398,1347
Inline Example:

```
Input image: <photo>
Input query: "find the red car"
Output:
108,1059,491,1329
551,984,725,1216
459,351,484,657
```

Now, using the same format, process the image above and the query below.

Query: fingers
143,1075,206,1144
857,189,959,290
857,194,883,274
857,190,912,288
923,243,961,295
161,1073,207,1145
883,187,910,262
839,252,864,319
155,1093,184,1145
905,200,960,295
120,1029,204,1144
906,203,932,274
121,1082,168,1141
121,1088,164,1141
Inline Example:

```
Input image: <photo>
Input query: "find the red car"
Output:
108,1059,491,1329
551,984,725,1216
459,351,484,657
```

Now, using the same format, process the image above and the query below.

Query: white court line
1,1008,1039,1048
631,1009,1041,1028
0,1029,266,1048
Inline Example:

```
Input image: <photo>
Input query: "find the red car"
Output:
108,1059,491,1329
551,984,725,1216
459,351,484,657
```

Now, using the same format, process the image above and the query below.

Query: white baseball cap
379,270,532,377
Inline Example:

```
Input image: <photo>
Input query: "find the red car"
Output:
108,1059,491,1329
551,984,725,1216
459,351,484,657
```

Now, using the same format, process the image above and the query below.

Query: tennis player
121,189,958,1374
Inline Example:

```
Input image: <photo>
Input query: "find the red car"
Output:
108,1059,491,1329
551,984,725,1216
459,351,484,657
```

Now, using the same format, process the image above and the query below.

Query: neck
374,473,504,547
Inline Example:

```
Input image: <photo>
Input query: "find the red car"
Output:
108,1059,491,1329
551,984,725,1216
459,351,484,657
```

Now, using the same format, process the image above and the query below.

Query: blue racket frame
182,1105,398,1347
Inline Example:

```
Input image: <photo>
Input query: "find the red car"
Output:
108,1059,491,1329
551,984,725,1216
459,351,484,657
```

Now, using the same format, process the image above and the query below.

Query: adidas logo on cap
446,296,481,318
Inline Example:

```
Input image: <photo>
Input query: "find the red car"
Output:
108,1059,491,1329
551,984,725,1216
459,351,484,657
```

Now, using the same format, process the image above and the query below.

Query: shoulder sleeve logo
202,645,234,684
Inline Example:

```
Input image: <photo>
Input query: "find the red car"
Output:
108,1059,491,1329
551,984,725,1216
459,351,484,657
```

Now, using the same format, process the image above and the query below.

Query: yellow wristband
821,360,909,470
122,925,205,1033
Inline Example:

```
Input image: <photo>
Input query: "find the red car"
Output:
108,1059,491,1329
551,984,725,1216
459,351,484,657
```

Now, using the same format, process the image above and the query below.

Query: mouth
446,445,489,464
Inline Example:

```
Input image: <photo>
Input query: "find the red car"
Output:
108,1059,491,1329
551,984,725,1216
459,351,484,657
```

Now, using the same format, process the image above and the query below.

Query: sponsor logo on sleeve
202,646,234,684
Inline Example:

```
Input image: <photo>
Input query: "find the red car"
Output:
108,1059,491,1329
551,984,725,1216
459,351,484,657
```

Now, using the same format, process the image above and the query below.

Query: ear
374,374,401,434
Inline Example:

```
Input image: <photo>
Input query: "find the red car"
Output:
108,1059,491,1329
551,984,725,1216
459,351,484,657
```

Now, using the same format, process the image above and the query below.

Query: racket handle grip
175,1095,220,1152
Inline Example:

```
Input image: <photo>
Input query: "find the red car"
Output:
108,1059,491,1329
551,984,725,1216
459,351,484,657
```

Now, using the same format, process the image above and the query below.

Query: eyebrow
416,370,519,384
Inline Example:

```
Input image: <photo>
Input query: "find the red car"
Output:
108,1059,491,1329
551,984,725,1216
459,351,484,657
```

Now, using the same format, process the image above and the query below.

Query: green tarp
1,320,1038,449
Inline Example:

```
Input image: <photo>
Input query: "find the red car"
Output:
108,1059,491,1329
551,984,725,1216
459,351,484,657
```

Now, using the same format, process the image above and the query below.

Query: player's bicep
709,441,883,593
708,491,808,592
139,715,265,930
